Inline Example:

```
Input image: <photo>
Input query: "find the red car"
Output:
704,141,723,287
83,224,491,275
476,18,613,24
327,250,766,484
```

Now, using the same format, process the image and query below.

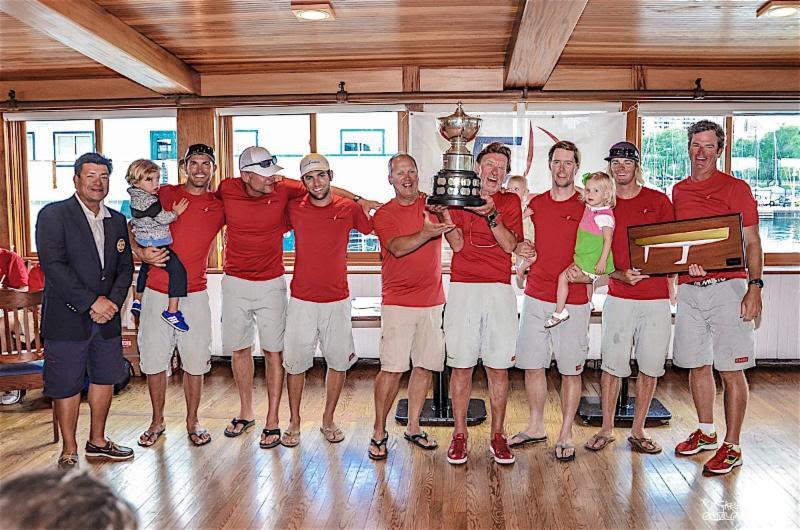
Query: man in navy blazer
36,152,134,469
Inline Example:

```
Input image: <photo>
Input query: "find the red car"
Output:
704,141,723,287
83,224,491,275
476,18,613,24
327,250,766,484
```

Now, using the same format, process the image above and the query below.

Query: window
640,115,725,195
340,129,385,154
103,117,179,219
53,131,94,166
732,115,800,252
150,130,177,162
26,132,35,160
233,129,259,158
26,120,96,250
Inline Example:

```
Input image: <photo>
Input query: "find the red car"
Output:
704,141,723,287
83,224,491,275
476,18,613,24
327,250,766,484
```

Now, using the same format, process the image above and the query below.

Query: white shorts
221,274,287,354
380,305,445,373
444,282,518,369
673,279,755,371
138,288,212,376
283,297,357,375
515,295,590,375
600,296,672,378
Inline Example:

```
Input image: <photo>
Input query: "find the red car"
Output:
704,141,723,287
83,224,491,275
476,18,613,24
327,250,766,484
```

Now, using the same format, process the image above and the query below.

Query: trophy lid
438,102,481,143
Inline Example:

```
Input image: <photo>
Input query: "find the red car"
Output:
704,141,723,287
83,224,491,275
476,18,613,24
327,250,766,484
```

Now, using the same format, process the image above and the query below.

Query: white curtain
409,111,626,194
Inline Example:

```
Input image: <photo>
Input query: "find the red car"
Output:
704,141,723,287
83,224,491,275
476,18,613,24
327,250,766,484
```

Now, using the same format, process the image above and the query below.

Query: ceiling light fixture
756,0,799,18
291,1,335,21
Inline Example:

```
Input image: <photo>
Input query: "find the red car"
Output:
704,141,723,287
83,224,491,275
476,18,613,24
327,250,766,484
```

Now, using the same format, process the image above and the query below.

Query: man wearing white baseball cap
219,146,380,449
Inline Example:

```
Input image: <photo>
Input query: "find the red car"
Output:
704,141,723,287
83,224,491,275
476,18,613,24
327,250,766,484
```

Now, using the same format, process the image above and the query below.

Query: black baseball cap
604,141,640,162
183,143,216,164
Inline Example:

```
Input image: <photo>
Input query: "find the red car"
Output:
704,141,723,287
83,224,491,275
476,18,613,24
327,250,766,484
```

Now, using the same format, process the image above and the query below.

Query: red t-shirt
672,170,758,284
525,191,588,304
608,187,674,300
216,177,306,281
448,192,523,284
373,196,445,307
0,248,28,289
147,185,224,294
288,195,373,303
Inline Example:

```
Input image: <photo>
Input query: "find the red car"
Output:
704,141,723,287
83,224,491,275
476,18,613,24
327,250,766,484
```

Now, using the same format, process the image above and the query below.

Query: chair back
0,289,44,363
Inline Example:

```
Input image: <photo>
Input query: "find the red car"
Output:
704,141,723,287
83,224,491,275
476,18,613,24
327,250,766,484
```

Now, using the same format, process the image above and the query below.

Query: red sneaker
489,433,515,465
675,429,718,455
703,443,743,475
447,433,468,465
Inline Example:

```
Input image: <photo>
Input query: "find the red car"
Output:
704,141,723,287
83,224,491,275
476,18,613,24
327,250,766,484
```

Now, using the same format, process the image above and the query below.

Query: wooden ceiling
0,0,798,96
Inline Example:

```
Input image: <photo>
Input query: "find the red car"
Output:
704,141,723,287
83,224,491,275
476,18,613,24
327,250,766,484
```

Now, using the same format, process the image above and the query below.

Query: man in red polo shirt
513,141,588,462
281,154,373,447
134,144,225,448
672,120,762,475
368,153,454,460
443,142,523,466
583,142,674,455
218,146,380,448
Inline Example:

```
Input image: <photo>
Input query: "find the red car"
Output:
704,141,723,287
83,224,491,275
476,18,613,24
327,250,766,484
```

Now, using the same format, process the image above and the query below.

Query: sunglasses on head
243,156,278,169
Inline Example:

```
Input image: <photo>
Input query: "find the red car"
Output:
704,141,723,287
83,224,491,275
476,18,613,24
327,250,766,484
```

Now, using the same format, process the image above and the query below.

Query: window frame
339,128,386,155
52,130,95,167
26,131,35,160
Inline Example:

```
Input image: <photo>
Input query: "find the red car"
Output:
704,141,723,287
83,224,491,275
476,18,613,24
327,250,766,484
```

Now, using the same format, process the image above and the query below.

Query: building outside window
233,129,259,158
53,131,94,167
26,132,35,160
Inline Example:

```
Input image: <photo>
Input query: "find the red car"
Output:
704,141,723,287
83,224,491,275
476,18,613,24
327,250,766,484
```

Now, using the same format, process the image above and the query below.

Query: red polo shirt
448,191,523,284
288,195,373,303
373,196,445,307
525,191,588,304
672,170,758,284
608,187,674,300
216,177,306,281
147,184,224,294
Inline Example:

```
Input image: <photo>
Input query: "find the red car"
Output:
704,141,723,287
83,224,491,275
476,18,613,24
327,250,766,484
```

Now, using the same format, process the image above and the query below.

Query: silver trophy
427,103,485,207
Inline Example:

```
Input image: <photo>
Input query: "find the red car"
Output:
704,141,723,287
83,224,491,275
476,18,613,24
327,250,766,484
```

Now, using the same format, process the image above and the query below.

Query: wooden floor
1,362,798,530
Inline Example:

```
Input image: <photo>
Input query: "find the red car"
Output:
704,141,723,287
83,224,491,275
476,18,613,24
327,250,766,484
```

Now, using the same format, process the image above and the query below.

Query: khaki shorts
601,296,671,378
515,295,590,375
138,288,212,376
673,279,755,371
221,274,287,354
380,305,445,373
444,282,518,369
283,297,356,375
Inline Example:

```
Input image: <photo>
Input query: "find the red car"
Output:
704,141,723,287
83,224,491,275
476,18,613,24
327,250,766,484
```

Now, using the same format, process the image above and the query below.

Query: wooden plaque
627,214,745,275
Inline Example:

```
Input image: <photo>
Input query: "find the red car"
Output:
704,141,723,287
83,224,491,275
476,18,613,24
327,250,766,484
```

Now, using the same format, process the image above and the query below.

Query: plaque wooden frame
627,214,745,275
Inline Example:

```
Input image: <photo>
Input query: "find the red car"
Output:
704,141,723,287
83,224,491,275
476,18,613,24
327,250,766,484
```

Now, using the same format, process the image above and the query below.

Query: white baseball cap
299,153,330,176
239,146,283,177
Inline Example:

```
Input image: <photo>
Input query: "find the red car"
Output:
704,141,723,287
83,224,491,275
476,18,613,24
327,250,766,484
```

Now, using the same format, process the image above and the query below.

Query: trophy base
426,195,486,207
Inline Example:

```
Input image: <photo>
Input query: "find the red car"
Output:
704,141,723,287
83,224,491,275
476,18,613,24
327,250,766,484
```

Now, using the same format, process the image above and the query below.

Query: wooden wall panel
419,67,504,92
0,78,160,102
176,107,217,182
200,69,403,97
0,117,9,249
645,67,800,92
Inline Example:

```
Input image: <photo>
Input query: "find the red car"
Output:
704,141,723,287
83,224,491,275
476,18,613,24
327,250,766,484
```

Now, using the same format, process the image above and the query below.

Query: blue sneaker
131,299,142,318
161,310,189,332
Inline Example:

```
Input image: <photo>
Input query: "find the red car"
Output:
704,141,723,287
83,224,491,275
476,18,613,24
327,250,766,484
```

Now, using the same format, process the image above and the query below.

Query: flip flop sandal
584,434,615,452
281,430,300,448
404,431,438,450
509,432,547,448
555,443,576,462
320,425,345,444
224,418,255,438
260,428,282,449
188,428,212,446
628,436,662,454
368,431,389,461
138,425,166,447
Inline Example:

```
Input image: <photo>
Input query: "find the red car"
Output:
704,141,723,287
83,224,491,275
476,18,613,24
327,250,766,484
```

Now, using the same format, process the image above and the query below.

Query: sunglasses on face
243,156,278,169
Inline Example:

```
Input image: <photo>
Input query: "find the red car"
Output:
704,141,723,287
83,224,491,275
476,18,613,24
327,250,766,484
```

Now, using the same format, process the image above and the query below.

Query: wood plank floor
1,363,798,529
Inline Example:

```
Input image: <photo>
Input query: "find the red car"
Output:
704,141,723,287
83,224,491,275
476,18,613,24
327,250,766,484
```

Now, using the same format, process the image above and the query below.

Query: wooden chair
0,289,59,442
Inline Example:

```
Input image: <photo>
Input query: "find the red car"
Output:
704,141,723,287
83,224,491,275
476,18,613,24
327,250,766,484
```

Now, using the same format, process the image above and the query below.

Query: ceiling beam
504,0,588,89
0,0,199,94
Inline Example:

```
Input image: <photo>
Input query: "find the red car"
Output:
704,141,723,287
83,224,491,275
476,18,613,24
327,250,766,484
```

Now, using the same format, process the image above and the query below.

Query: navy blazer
35,195,133,340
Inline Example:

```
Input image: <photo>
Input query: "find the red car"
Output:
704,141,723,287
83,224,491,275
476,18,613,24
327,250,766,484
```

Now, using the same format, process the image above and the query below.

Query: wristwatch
352,195,362,202
748,278,764,288
486,209,499,228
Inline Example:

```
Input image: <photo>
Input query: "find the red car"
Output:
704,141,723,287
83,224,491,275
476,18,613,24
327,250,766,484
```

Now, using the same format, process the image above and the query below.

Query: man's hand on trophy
421,215,455,239
465,195,495,217
687,264,708,277
426,204,453,224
